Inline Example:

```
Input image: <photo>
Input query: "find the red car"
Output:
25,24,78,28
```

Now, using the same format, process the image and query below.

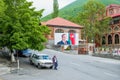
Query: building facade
102,4,120,48
42,17,83,47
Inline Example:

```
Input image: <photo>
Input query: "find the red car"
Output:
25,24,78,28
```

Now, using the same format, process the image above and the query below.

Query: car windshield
38,55,50,60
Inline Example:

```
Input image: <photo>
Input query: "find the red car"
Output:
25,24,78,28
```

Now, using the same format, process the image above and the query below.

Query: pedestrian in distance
52,55,58,70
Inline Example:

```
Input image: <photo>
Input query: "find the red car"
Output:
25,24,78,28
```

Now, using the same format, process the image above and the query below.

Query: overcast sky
27,0,76,17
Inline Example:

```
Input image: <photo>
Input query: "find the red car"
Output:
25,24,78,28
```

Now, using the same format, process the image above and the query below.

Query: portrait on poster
54,33,78,45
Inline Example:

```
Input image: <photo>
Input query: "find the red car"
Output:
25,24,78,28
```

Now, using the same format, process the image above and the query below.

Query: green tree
74,0,111,45
0,0,50,52
0,0,6,16
52,0,59,18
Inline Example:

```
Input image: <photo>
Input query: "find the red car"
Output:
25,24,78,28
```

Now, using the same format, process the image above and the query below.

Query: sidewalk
0,78,3,80
0,58,10,76
0,64,10,76
92,53,120,60
51,47,120,60
0,57,21,76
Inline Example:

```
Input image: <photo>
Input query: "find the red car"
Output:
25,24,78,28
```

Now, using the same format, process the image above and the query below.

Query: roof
109,14,120,18
106,4,120,9
44,17,83,28
106,4,120,18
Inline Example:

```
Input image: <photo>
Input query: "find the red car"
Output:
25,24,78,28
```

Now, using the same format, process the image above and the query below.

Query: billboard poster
54,33,79,45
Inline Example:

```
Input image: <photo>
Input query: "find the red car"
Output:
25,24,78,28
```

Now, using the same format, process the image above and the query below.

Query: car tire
50,66,53,69
38,63,42,69
30,60,33,65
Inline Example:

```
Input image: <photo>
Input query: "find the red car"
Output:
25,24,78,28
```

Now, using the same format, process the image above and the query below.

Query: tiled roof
106,4,120,9
106,4,120,18
44,17,83,28
109,14,120,18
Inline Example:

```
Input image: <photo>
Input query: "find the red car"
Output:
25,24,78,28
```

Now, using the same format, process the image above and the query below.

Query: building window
102,36,106,45
115,34,119,44
68,30,76,33
116,8,119,14
108,28,112,32
108,35,112,44
109,9,114,15
113,17,120,24
55,29,64,33
114,26,119,31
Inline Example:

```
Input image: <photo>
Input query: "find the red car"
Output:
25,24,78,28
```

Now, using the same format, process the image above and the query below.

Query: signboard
54,33,79,45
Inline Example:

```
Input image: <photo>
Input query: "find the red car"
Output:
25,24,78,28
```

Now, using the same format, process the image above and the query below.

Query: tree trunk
11,50,16,63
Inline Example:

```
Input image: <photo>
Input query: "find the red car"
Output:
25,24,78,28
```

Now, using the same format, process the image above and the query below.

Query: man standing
52,55,58,70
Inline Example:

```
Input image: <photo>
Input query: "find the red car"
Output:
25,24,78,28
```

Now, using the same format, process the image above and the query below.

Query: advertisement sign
54,33,79,45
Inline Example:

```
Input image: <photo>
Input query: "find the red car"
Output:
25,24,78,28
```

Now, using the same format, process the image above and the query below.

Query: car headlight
40,62,45,65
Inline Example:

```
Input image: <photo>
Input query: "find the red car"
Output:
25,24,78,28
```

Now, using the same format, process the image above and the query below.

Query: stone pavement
0,58,10,76
0,57,22,77
0,58,10,80
0,64,10,75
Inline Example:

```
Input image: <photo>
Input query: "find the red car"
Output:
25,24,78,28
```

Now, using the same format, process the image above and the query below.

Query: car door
32,54,38,65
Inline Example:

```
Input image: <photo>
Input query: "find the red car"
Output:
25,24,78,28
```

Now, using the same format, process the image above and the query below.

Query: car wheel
37,64,42,69
50,66,53,69
30,60,33,65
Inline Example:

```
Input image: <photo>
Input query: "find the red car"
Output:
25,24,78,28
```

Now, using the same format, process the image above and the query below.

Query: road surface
0,49,120,80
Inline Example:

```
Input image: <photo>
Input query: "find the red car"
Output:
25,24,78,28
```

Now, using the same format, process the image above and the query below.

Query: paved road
0,49,120,80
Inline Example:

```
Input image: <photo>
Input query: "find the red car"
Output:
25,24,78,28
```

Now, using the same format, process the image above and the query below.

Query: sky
27,0,76,17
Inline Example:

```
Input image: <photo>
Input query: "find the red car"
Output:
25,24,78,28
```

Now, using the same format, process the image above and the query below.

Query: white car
29,53,53,69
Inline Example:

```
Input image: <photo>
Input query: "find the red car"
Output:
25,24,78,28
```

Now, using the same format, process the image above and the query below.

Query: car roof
33,53,48,56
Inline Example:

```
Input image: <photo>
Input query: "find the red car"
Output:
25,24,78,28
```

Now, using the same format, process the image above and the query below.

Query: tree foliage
0,0,50,51
42,0,120,21
73,0,111,44
52,0,59,18
0,0,6,16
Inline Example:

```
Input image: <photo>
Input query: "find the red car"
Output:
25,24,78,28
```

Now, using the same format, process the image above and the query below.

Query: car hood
38,60,53,63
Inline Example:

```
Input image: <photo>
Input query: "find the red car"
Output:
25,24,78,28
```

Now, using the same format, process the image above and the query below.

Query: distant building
101,4,120,48
42,17,83,46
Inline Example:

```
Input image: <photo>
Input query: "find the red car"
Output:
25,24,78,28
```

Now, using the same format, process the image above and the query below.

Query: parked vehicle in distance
22,49,32,57
29,53,53,69
14,49,32,57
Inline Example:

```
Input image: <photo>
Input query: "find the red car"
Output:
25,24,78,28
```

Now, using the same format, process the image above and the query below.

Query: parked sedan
29,53,53,69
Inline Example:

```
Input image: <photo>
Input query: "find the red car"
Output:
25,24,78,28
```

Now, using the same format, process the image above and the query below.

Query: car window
37,55,49,60
42,55,49,60
32,54,38,59
31,54,50,60
35,55,40,59
32,54,36,58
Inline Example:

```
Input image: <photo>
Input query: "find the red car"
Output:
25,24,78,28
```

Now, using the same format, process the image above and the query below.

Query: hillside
41,0,120,21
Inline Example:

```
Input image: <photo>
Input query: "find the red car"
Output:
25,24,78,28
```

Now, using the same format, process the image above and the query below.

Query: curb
92,54,120,60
